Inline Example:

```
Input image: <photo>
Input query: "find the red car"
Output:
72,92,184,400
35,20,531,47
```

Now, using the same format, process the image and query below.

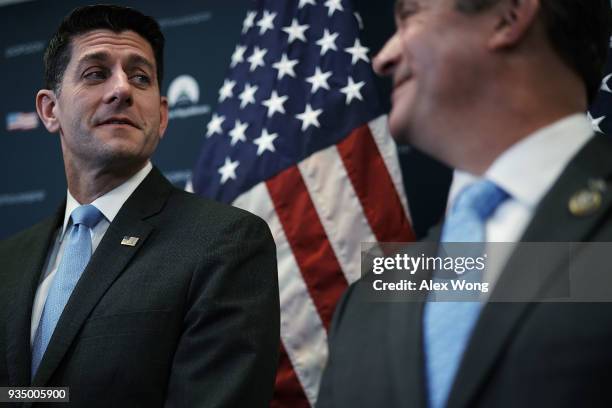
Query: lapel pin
569,189,602,217
121,236,140,247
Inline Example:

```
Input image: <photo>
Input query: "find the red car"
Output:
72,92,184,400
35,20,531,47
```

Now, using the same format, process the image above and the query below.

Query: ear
36,89,61,133
488,0,540,50
158,96,169,139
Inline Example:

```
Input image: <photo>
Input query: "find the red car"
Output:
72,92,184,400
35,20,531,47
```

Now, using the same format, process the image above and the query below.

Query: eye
83,69,107,81
130,74,152,87
395,3,418,27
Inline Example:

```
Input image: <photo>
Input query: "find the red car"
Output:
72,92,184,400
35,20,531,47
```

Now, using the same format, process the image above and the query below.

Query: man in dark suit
318,0,612,407
0,5,279,407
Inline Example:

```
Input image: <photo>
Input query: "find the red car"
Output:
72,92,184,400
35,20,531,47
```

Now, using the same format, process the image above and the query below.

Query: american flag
192,0,415,405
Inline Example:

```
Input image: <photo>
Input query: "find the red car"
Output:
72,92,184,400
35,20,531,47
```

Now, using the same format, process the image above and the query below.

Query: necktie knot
71,205,104,229
442,179,509,243
451,179,509,222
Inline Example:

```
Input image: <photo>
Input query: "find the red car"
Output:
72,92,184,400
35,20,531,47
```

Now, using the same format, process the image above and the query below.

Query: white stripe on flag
232,183,328,406
298,146,377,284
368,115,412,221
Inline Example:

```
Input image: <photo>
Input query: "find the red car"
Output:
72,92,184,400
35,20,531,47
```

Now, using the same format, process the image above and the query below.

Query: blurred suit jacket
317,133,612,408
0,167,280,407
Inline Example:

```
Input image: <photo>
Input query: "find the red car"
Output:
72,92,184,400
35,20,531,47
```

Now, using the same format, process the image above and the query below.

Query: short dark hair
44,5,165,93
455,0,611,105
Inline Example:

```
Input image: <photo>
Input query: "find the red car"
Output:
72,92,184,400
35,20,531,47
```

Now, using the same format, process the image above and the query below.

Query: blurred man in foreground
0,5,279,406
318,0,612,407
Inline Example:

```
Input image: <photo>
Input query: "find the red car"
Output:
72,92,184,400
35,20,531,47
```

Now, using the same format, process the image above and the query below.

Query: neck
64,160,147,204
434,66,585,175
450,108,582,176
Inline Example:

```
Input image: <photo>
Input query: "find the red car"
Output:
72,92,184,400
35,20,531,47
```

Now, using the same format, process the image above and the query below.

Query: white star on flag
228,119,249,145
601,74,612,93
262,90,288,117
242,11,257,34
206,113,225,137
306,67,332,93
256,10,277,35
340,77,365,104
324,0,344,16
272,53,298,80
230,45,247,68
238,83,258,108
247,46,267,72
217,157,239,184
295,103,323,131
588,111,606,133
218,79,235,102
316,29,339,56
345,38,370,64
253,129,279,155
282,18,309,44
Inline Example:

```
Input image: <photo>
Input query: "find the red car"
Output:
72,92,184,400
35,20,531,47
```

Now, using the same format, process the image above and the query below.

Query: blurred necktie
31,204,104,377
424,180,509,408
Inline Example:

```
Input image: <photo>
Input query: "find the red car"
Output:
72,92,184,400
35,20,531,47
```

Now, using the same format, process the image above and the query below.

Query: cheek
143,102,162,126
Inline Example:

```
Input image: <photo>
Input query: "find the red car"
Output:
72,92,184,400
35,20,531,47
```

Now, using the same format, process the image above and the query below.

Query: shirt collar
448,114,594,211
61,161,153,238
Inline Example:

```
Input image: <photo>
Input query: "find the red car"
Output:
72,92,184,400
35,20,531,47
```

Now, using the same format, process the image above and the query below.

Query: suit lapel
446,134,612,408
400,224,441,408
6,209,63,386
387,299,428,407
31,168,174,386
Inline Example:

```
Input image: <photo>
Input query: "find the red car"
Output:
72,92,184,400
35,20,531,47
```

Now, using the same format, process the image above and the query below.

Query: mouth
393,70,413,91
97,117,140,129
391,71,413,101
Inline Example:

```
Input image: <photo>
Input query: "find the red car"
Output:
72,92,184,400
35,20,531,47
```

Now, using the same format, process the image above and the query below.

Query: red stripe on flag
266,166,348,329
270,342,311,408
337,125,416,242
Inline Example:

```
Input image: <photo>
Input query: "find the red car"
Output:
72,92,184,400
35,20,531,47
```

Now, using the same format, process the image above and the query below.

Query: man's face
48,29,168,171
373,0,492,153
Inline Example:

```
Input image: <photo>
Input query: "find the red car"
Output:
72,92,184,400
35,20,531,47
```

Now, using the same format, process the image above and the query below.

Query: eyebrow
394,0,403,15
76,51,155,75
395,0,419,15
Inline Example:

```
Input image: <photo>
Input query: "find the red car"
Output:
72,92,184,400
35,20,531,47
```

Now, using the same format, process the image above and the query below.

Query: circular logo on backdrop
167,75,200,108
166,75,210,120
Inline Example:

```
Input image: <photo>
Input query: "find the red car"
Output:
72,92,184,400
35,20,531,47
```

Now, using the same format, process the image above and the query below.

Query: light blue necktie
423,180,509,408
31,204,104,377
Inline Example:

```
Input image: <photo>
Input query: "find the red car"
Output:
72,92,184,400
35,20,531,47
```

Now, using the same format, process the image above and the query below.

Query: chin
387,114,411,145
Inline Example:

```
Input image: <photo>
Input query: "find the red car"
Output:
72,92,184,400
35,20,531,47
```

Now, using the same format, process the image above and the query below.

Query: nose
104,69,133,106
372,32,401,77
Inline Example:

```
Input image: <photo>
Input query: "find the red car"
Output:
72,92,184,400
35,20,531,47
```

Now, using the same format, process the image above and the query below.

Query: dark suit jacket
317,133,612,408
0,167,280,407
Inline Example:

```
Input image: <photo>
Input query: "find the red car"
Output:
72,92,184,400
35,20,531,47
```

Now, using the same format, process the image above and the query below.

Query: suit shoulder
329,278,374,332
166,188,269,229
0,215,57,253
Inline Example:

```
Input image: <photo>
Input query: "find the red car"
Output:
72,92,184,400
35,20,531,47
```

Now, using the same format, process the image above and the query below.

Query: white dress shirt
446,114,594,291
30,162,153,344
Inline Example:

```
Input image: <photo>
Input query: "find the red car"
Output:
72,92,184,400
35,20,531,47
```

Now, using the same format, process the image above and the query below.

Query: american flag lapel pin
121,236,140,247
